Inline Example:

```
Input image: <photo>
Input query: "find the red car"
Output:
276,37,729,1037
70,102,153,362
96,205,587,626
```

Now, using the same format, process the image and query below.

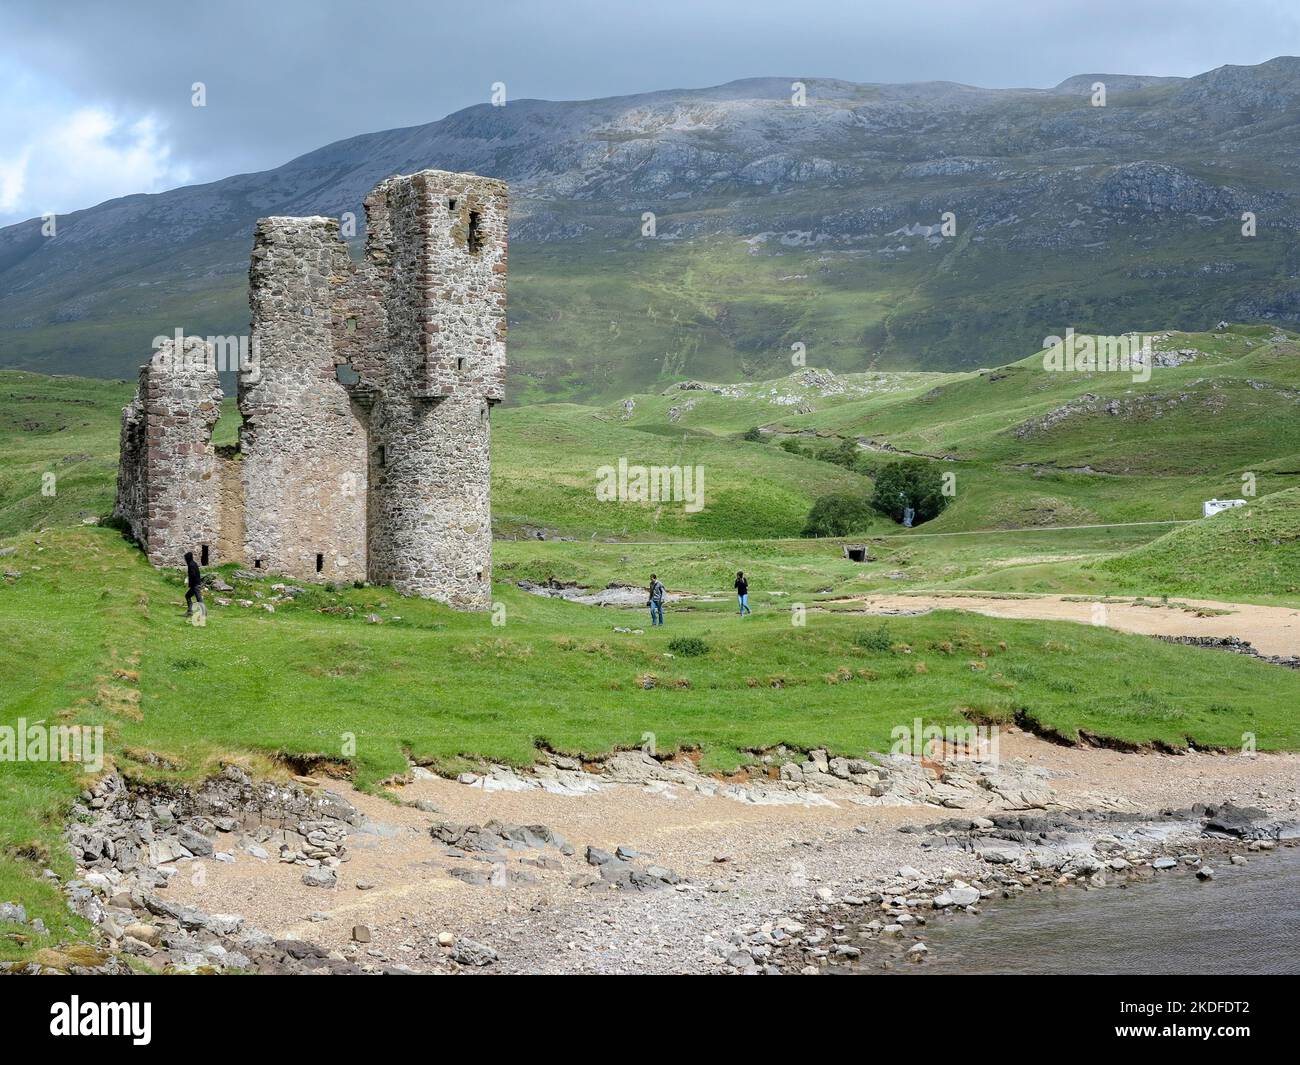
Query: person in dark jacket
734,570,751,615
184,551,203,616
647,573,665,626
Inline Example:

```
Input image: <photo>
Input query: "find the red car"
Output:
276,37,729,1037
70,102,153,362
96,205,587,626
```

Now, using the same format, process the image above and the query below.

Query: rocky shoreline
2,736,1297,976
748,804,1298,975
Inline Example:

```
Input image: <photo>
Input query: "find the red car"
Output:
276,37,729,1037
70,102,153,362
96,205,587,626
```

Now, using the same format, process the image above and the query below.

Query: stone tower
340,170,507,605
113,169,508,610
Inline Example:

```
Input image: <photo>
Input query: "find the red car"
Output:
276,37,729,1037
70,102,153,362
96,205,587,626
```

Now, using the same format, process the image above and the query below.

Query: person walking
647,573,665,626
183,550,204,617
734,570,751,615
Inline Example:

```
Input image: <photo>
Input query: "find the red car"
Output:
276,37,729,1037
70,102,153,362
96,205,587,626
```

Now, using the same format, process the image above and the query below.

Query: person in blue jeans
734,570,751,615
647,573,665,626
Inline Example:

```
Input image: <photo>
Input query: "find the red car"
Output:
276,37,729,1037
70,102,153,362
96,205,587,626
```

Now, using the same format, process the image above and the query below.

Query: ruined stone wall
114,391,147,543
113,338,224,567
114,169,506,608
240,217,368,583
356,171,507,607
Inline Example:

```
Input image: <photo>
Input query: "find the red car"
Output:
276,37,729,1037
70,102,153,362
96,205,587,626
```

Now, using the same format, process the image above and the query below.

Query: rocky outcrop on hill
1094,162,1247,214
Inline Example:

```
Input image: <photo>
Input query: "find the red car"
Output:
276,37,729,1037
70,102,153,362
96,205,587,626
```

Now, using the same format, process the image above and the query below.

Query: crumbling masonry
114,170,507,608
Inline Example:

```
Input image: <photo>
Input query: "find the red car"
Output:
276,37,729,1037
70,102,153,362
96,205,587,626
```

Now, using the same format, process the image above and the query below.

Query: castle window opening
316,552,324,573
467,210,482,254
335,362,360,386
456,357,465,371
200,544,209,566
345,317,357,334
448,198,457,211
254,558,262,569
377,444,386,467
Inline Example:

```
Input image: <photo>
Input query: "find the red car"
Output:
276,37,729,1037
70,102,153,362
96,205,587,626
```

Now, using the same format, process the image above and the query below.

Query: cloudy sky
1,0,1297,225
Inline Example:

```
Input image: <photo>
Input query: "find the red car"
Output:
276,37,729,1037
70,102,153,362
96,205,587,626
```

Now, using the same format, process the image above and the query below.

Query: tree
869,458,949,525
802,493,874,537
822,438,861,471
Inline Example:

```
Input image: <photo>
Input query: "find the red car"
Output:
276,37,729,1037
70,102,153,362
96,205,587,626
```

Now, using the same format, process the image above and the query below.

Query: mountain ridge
3,58,1300,399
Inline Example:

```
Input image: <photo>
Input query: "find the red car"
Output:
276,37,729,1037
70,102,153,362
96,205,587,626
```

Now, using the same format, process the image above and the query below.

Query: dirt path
603,519,1190,547
830,593,1300,658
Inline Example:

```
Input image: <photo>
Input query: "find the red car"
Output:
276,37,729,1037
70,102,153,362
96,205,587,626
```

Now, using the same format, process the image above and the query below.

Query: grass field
4,523,1300,958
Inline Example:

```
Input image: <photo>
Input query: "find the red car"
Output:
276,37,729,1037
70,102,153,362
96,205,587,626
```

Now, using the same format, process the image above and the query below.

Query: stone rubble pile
427,818,684,893
1154,634,1300,671
579,844,682,891
47,766,392,974
445,743,1111,812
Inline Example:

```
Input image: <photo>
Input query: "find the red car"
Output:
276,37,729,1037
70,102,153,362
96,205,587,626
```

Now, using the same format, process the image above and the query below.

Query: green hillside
0,371,878,542
1094,488,1300,598
0,372,130,536
4,326,1299,542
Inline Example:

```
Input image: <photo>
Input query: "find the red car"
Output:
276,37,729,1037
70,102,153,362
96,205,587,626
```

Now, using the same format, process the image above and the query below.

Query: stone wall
240,217,368,583
113,338,224,568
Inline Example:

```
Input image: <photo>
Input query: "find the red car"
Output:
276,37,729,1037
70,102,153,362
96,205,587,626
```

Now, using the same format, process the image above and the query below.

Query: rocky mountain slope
2,59,1300,398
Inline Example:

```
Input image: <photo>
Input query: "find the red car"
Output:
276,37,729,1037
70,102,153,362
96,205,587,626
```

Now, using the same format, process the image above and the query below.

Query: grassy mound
1094,488,1300,598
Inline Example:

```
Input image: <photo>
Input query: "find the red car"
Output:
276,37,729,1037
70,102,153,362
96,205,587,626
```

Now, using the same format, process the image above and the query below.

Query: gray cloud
2,0,1298,217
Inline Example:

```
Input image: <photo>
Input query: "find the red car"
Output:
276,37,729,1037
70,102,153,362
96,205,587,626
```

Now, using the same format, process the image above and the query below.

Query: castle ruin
114,169,507,609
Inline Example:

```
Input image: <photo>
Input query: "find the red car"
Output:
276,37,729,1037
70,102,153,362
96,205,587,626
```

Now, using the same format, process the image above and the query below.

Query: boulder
451,939,498,966
301,867,337,889
177,826,214,857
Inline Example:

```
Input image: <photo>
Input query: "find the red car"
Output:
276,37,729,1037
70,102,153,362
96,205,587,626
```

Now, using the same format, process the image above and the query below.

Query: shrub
869,458,950,525
821,438,862,471
854,623,893,652
667,636,709,657
742,426,766,443
802,493,873,537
